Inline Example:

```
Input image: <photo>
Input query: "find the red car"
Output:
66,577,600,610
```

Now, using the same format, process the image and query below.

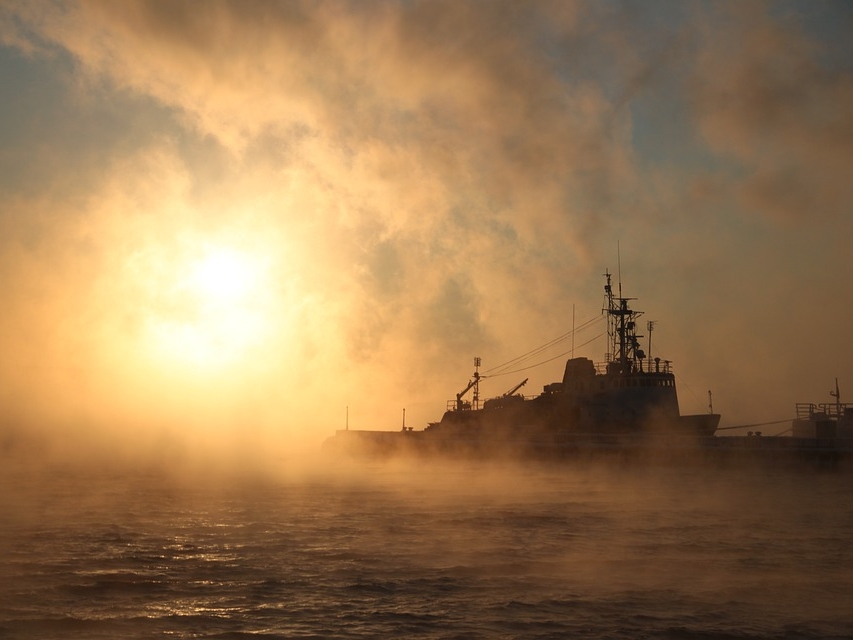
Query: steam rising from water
2,458,851,638
0,2,852,467
2,5,851,634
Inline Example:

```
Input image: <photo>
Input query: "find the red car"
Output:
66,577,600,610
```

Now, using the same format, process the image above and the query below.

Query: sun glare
137,243,280,370
190,248,258,303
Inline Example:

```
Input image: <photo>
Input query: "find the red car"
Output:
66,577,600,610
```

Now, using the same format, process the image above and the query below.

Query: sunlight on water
1,462,852,639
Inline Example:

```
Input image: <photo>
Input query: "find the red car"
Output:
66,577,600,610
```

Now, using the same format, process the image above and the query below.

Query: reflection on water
1,461,852,639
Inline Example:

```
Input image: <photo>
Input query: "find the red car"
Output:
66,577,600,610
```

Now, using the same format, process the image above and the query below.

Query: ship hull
323,410,722,459
323,428,853,469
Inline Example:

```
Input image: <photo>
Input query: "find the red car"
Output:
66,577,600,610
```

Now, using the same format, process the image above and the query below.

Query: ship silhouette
326,270,721,458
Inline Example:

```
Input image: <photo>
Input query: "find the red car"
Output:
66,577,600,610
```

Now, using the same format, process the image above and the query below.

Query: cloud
0,0,852,459
7,1,629,235
689,2,853,222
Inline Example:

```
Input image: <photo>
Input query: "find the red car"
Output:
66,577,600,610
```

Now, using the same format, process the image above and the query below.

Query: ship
695,381,853,468
325,270,721,459
791,379,853,440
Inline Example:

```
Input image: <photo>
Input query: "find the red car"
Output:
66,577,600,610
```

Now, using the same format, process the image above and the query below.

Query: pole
571,304,575,359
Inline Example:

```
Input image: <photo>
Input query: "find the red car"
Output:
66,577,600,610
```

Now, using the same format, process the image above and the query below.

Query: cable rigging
482,313,606,378
483,330,607,378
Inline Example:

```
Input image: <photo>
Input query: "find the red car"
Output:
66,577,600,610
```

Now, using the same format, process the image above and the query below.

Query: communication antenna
708,390,714,415
617,240,623,298
831,378,841,418
473,356,482,410
571,304,576,359
647,320,656,361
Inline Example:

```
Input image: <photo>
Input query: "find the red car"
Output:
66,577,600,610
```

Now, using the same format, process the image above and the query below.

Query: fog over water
1,2,853,636
2,458,852,639
1,1,852,452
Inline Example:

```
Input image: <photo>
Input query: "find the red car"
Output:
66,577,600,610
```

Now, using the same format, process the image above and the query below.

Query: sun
137,244,278,370
189,247,259,304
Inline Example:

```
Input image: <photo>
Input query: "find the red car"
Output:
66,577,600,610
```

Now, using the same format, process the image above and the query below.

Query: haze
1,1,852,469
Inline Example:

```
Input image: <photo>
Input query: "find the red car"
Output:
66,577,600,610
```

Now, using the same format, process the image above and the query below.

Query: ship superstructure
792,379,853,439
325,271,721,458
425,271,718,441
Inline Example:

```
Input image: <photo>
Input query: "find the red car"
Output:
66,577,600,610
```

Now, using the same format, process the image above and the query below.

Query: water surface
2,461,851,639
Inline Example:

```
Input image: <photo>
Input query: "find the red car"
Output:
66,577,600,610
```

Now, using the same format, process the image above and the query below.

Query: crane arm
455,372,481,410
502,378,528,398
456,375,478,400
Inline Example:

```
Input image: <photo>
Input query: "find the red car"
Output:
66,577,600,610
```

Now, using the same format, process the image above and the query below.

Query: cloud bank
1,0,852,463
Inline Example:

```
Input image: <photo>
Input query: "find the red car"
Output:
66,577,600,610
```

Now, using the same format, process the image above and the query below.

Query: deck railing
796,402,852,420
592,360,673,375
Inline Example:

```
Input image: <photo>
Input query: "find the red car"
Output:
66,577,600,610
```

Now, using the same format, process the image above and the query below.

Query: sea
1,456,852,640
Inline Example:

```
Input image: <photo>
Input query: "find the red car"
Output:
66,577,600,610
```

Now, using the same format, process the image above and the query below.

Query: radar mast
603,269,646,374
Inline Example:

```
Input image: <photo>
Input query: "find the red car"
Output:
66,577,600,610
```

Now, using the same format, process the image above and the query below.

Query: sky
1,0,852,464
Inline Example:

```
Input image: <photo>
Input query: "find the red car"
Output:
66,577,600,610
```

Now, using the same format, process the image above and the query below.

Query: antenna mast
647,320,656,361
571,304,576,359
473,356,482,410
831,378,841,419
617,240,623,299
603,264,644,374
